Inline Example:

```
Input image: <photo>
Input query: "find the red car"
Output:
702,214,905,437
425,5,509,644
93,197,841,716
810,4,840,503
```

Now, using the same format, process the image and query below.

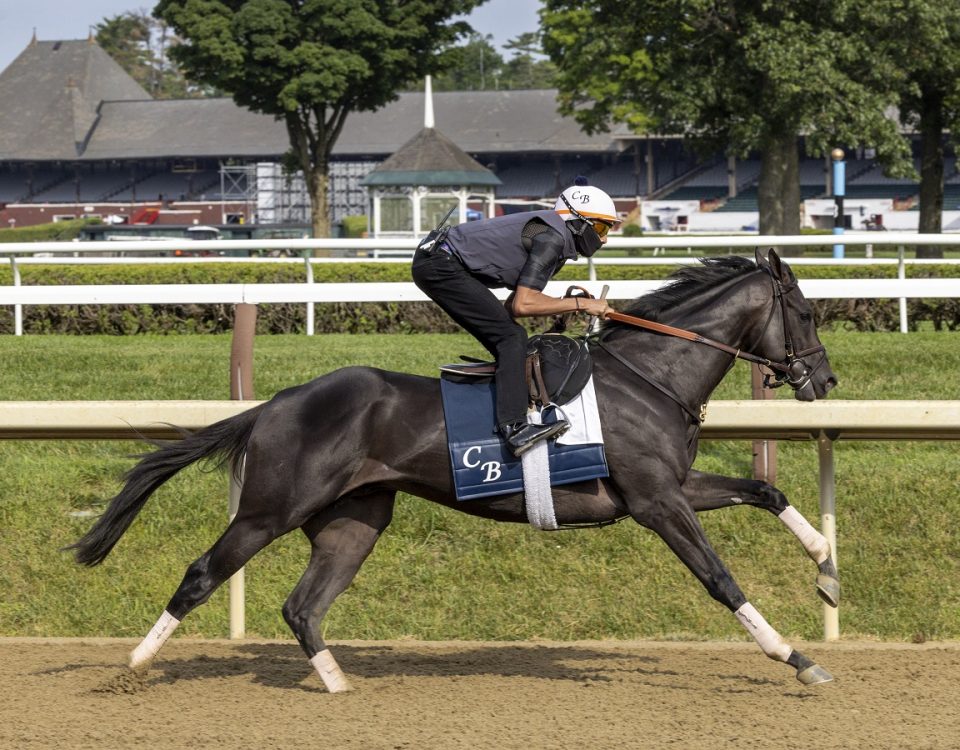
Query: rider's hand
578,298,610,318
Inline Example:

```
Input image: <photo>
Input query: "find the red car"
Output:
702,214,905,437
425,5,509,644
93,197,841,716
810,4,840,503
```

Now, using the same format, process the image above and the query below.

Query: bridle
760,273,827,390
595,269,827,413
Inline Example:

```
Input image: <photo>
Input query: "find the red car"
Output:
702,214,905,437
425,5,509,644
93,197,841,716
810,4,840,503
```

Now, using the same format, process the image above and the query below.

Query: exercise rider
412,182,616,457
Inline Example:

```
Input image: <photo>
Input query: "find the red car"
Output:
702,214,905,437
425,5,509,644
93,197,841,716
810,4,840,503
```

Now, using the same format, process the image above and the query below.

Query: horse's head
754,248,837,401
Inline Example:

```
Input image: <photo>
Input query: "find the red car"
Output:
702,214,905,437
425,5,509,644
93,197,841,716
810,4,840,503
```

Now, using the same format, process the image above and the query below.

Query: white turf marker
734,602,792,662
129,610,181,671
778,505,831,563
310,649,353,693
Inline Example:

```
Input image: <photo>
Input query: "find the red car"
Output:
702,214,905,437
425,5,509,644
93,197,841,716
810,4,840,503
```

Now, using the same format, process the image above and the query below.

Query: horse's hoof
797,663,834,685
816,573,840,608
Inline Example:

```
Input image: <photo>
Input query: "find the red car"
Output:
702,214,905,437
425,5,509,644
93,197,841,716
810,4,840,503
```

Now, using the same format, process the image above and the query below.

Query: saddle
439,333,592,407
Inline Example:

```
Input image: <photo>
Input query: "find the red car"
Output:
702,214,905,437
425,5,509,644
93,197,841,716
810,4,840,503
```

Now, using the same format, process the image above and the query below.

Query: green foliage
340,215,369,238
430,31,557,92
541,1,912,234
2,259,959,334
864,1,960,248
432,32,504,91
0,331,957,641
95,11,206,98
154,0,484,236
0,218,100,244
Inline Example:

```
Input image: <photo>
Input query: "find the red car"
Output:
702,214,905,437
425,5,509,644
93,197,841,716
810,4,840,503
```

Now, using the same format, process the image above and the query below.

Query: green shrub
0,218,100,244
1,259,958,334
341,215,369,238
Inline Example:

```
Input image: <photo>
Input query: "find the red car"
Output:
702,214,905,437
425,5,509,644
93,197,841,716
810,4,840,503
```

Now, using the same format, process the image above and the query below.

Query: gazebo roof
360,127,501,187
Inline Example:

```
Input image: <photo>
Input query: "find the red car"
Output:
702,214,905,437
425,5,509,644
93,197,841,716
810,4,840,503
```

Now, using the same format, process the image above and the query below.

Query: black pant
412,247,528,429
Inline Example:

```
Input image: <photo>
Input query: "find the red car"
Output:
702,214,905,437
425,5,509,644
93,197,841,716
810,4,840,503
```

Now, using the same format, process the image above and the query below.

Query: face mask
570,219,603,257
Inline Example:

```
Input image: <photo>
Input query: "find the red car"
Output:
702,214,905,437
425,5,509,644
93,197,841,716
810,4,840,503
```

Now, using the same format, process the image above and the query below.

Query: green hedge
0,218,101,244
1,260,958,334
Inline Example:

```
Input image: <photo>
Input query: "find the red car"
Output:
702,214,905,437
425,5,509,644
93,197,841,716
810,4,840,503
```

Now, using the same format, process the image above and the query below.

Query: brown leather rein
602,310,824,377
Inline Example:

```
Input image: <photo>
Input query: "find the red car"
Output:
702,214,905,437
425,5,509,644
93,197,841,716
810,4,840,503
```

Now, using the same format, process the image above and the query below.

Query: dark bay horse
70,248,839,691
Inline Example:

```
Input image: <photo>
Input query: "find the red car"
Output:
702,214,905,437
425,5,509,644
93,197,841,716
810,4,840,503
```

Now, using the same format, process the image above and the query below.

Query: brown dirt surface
2,638,959,749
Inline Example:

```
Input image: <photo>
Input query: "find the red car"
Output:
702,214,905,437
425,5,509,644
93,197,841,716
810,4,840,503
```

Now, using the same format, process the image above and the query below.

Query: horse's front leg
681,469,839,608
622,480,833,685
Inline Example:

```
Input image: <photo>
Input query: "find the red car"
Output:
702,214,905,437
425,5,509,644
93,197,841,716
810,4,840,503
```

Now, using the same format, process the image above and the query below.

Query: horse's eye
799,312,812,323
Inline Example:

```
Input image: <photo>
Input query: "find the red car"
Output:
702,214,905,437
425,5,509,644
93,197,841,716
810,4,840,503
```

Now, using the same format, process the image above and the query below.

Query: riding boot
500,419,570,458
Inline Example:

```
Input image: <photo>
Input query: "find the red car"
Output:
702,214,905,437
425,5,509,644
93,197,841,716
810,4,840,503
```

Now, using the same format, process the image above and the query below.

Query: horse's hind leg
129,512,284,672
681,469,839,607
283,490,395,693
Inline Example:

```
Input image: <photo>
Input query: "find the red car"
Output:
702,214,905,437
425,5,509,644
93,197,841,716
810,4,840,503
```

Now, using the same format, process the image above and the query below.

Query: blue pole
832,150,845,258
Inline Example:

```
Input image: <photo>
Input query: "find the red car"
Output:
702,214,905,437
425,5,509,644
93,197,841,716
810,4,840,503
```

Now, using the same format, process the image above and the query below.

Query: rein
603,310,786,372
602,277,825,380
591,270,827,418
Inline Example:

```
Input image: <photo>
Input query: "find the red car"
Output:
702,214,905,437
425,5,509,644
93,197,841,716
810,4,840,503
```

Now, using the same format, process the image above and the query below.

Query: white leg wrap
778,506,831,564
129,610,180,671
310,648,353,693
735,602,792,662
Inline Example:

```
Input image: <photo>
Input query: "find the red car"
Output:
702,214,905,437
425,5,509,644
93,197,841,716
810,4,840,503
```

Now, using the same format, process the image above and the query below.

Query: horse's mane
602,255,759,331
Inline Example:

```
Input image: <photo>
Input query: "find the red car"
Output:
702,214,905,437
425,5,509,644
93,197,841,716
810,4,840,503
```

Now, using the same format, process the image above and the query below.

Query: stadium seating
588,162,645,197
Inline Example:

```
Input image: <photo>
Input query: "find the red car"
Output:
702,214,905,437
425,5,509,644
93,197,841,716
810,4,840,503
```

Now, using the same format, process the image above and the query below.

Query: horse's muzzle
794,360,837,401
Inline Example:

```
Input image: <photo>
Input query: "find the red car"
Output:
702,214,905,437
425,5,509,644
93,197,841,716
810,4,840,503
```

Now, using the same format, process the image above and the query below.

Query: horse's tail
67,403,267,567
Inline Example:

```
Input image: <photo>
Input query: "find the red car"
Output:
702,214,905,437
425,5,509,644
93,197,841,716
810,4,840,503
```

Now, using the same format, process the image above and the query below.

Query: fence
3,233,960,641
2,398,959,642
4,234,960,335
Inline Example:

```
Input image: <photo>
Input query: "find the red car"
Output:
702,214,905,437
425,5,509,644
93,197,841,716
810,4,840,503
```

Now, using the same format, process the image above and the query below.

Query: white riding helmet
554,185,618,224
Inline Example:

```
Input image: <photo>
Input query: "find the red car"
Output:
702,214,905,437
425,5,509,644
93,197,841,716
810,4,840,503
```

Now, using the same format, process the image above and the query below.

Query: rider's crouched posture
412,183,616,457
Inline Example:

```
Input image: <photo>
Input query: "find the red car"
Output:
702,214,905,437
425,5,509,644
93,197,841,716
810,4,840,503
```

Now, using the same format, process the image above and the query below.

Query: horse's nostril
825,377,837,392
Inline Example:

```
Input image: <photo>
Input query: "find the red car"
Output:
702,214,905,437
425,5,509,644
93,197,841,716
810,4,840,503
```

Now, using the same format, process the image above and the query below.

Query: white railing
2,398,959,642
4,234,960,336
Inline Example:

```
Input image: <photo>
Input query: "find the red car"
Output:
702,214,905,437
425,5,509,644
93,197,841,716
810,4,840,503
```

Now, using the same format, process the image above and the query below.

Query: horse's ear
755,247,770,269
767,248,785,279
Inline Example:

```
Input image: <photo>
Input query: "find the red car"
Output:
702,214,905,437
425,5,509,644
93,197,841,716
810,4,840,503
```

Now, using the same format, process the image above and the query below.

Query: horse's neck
605,273,772,409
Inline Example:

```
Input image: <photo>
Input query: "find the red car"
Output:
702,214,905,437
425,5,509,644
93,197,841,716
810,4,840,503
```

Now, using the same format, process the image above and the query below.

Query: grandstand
1,36,958,234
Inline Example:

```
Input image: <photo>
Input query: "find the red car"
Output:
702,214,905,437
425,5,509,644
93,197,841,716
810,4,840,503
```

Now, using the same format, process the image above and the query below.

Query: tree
500,32,557,89
873,1,960,258
432,33,504,91
542,1,912,238
95,11,205,99
154,0,484,239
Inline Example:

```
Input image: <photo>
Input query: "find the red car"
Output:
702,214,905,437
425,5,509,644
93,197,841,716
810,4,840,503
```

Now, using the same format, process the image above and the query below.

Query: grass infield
0,330,958,642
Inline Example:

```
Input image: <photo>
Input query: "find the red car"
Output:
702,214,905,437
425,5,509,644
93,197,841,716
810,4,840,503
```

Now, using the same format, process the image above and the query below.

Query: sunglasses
592,220,615,238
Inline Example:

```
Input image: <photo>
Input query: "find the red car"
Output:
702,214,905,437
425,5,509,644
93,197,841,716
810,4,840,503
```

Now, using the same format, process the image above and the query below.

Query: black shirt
517,220,566,290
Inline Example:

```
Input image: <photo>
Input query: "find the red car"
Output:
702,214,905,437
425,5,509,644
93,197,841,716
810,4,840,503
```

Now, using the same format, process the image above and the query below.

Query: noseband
600,270,825,395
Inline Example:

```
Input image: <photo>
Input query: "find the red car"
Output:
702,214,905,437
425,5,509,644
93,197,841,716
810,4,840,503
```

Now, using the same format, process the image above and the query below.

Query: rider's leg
412,248,567,455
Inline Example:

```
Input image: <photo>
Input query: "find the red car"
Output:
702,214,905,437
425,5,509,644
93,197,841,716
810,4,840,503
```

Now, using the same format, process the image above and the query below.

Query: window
380,196,413,232
420,197,458,232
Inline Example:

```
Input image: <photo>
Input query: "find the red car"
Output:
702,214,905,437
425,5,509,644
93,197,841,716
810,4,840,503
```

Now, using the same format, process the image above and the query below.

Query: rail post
898,245,908,333
228,303,257,639
305,256,315,336
818,430,840,641
11,257,22,336
751,365,777,483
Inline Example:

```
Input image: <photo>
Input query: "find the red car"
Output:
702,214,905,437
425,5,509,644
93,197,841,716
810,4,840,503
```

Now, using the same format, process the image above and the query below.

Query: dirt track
2,638,959,749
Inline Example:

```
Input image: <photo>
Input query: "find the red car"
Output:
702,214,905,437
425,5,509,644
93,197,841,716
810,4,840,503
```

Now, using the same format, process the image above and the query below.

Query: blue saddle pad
440,376,608,501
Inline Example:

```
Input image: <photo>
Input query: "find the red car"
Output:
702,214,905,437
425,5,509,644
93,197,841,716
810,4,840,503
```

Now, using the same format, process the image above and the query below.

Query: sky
0,0,544,75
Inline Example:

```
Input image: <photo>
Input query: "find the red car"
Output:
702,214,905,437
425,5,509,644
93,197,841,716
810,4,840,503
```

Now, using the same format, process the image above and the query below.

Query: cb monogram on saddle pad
439,376,608,501
461,445,504,483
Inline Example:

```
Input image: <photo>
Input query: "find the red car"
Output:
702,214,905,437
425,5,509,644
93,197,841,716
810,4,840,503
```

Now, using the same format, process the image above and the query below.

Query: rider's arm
508,229,610,318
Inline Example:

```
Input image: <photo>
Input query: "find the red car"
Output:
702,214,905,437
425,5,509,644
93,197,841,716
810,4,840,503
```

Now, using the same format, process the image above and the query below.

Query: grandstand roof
80,89,618,161
0,38,150,161
360,127,500,186
0,39,621,162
